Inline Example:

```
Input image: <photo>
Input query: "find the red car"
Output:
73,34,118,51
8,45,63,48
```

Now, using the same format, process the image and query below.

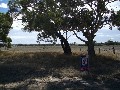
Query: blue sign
80,55,89,71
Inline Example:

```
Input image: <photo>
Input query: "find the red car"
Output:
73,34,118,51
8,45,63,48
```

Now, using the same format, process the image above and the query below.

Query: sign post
80,55,89,71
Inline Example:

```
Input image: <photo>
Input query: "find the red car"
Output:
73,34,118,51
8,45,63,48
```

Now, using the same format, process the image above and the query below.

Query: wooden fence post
99,48,100,54
80,48,81,51
112,47,115,54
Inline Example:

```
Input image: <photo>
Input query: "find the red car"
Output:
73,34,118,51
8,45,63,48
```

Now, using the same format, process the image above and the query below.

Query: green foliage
8,0,120,56
8,0,120,41
8,0,84,41
105,40,120,45
111,10,120,30
6,37,12,48
61,0,120,58
0,12,13,47
8,0,62,41
65,0,119,40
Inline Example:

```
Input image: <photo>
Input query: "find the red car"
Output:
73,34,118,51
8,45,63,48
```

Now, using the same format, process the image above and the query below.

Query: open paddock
1,45,120,60
0,45,119,54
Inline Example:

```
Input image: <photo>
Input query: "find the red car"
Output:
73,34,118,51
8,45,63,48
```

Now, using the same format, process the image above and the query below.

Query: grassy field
1,45,120,53
0,45,120,90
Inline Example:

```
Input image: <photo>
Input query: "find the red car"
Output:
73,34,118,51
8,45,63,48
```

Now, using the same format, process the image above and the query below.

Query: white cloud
95,27,120,43
8,14,41,44
107,1,120,11
8,29,39,44
96,33,104,36
12,20,23,30
115,34,120,37
9,27,120,44
10,36,35,39
98,35,104,37
0,3,8,8
11,15,23,30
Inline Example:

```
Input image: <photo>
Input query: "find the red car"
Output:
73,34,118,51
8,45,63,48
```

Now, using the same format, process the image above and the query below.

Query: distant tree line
104,40,120,45
13,44,61,46
93,40,120,46
12,40,120,47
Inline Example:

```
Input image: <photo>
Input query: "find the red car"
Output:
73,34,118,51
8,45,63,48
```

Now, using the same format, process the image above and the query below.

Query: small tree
7,37,12,48
0,12,13,48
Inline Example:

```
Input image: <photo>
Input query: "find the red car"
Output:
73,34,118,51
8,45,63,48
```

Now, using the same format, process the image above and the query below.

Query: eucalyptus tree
8,0,120,58
0,12,13,48
8,0,84,54
59,0,120,59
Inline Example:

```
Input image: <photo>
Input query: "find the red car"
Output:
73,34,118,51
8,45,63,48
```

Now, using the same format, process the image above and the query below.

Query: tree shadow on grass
91,55,120,74
0,52,120,90
0,63,52,84
81,54,120,90
0,52,80,84
46,80,89,90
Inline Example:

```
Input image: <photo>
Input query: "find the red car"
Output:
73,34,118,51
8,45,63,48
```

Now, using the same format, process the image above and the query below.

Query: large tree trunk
55,32,72,55
86,40,95,61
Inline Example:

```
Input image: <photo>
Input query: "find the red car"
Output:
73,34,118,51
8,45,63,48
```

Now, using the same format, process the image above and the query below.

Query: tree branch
105,0,114,7
87,2,95,11
73,31,87,43
67,35,71,40
93,1,105,34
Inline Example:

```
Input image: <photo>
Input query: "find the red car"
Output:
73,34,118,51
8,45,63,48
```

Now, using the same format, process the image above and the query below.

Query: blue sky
0,0,120,44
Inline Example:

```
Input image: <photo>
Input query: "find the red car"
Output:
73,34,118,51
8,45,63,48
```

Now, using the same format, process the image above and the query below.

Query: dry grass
0,52,80,83
0,51,120,90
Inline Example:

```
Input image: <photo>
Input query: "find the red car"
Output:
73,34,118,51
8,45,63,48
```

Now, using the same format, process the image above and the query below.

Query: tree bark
55,32,72,55
86,40,95,61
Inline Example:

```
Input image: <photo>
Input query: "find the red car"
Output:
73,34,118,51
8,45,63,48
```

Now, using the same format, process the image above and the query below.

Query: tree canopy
59,0,120,58
111,10,120,30
8,0,84,54
8,0,120,57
